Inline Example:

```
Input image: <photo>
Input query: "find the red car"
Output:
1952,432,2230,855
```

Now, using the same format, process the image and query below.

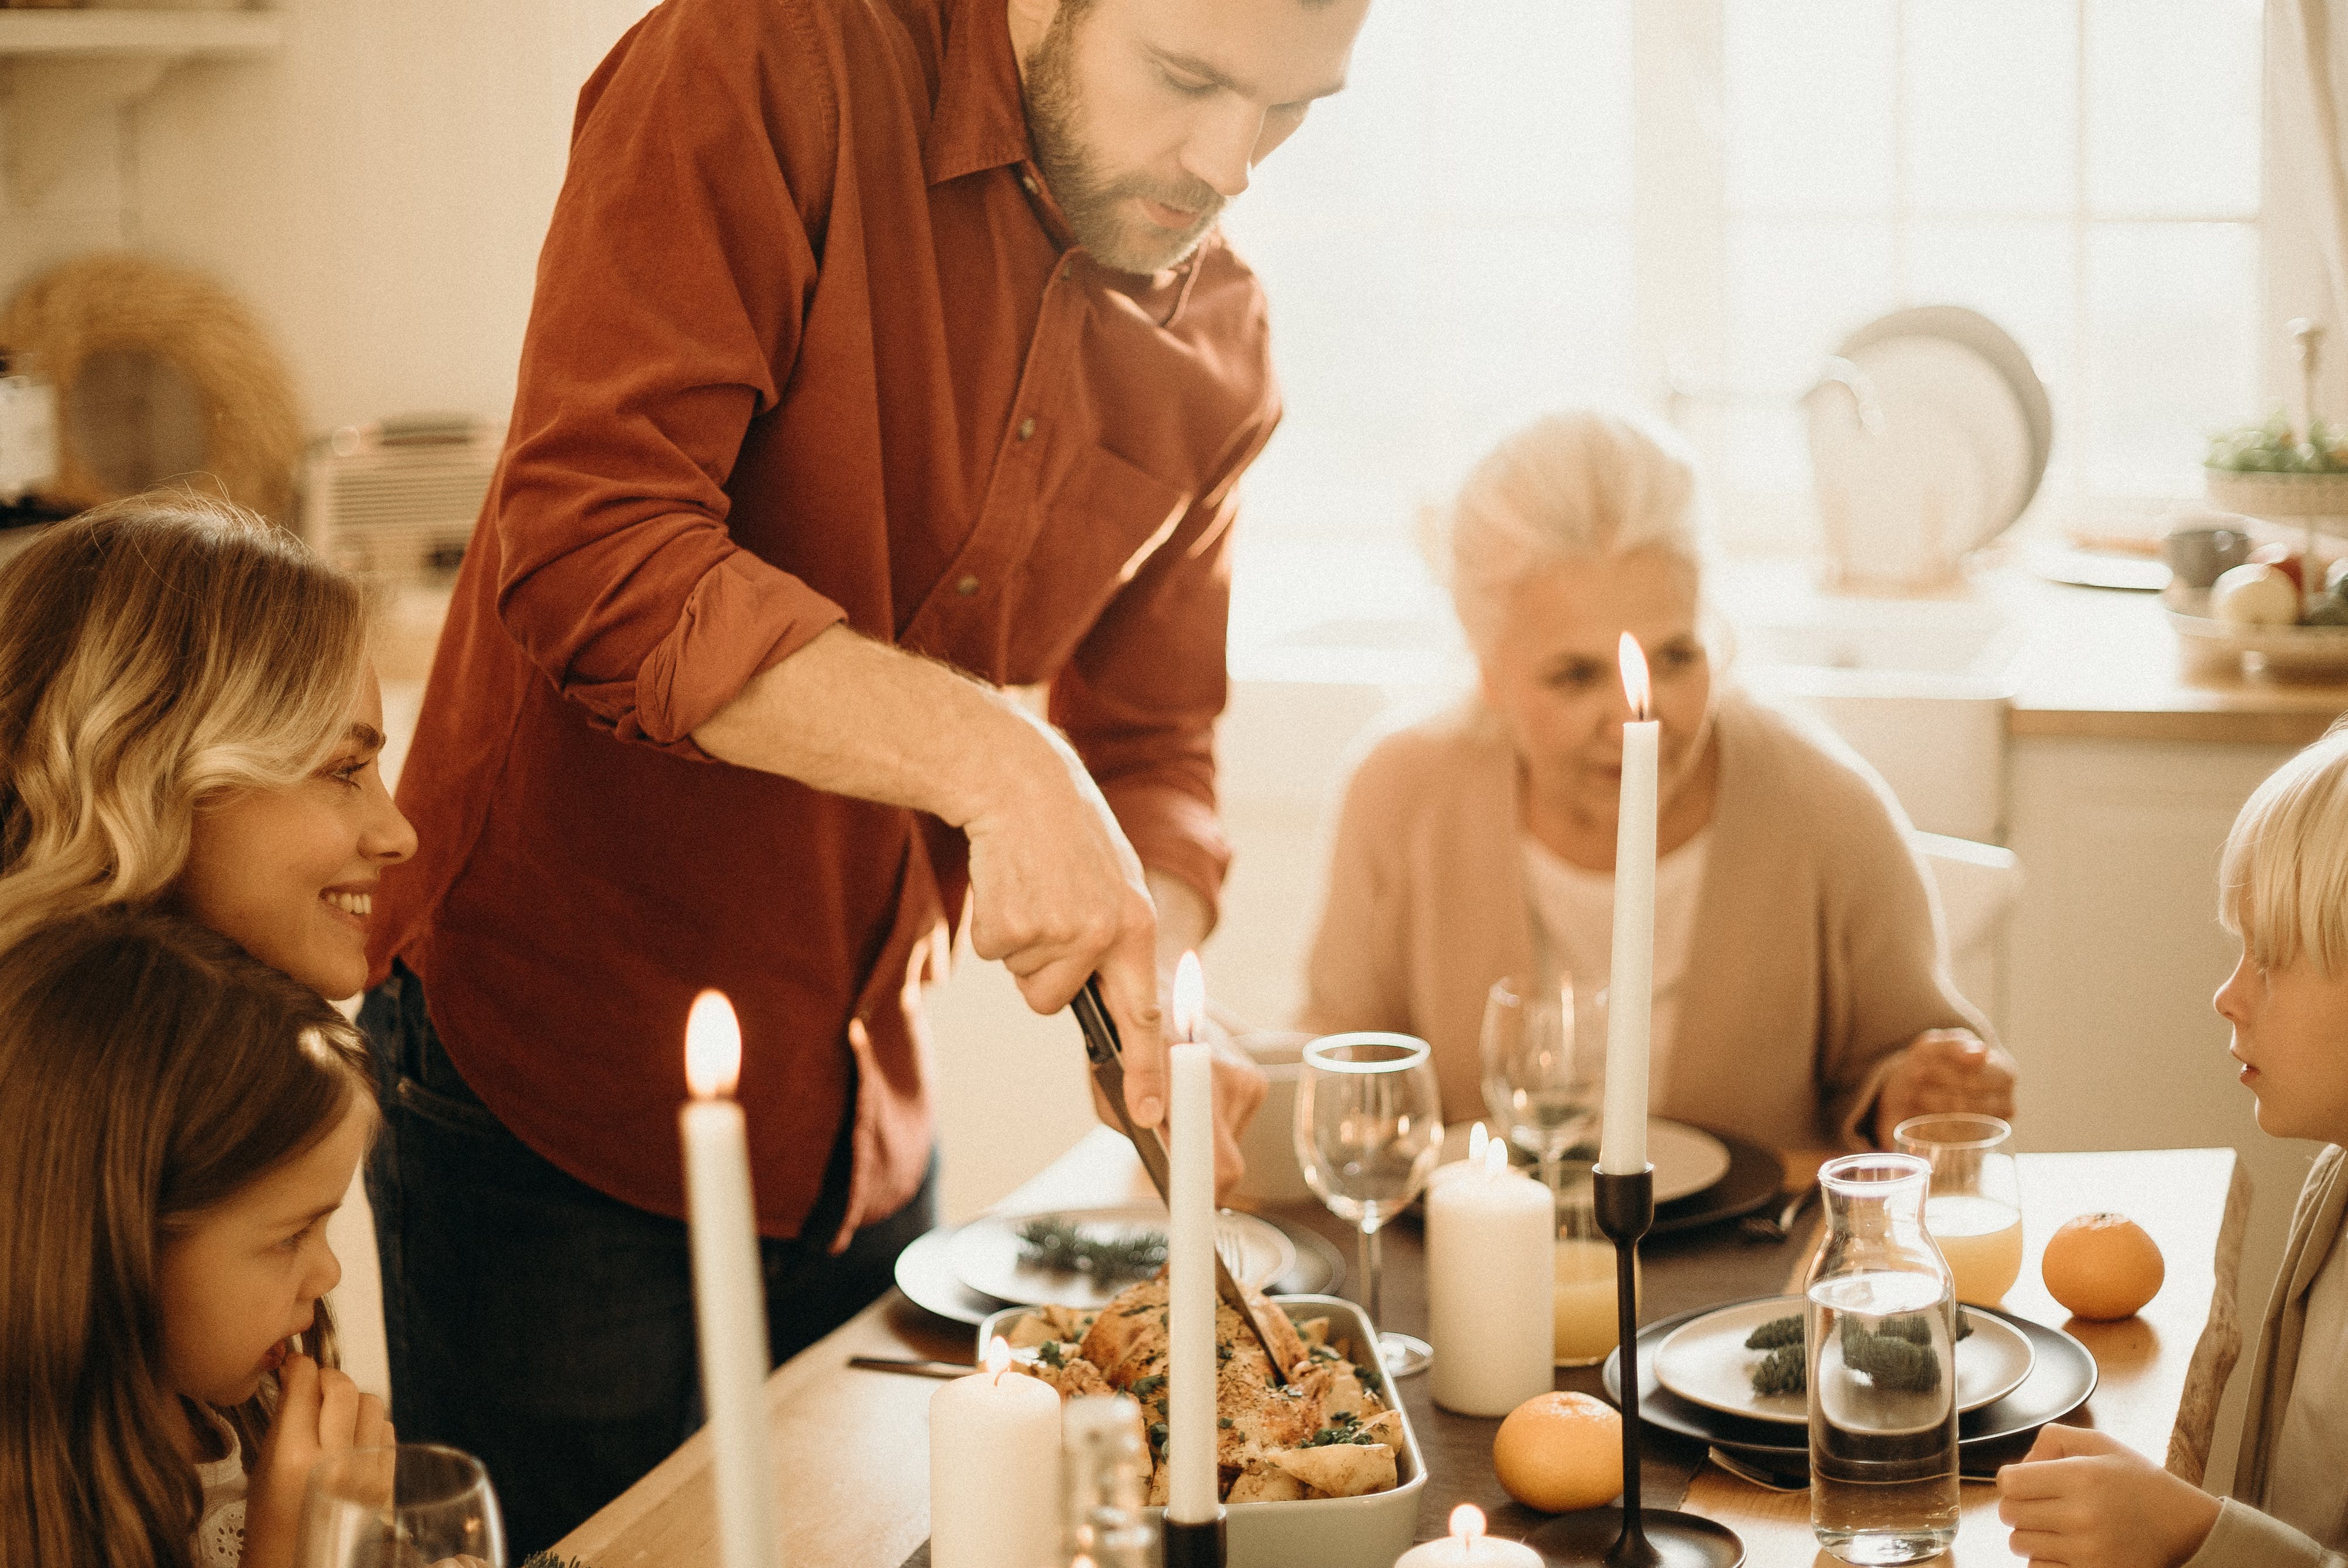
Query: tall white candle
1167,1010,1219,1524
680,990,780,1568
1393,1504,1547,1566
928,1337,1062,1568
1426,1136,1554,1415
1599,632,1658,1176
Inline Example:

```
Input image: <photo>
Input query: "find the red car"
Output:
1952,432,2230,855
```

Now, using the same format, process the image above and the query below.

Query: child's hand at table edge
1996,1423,2220,1568
241,1353,396,1568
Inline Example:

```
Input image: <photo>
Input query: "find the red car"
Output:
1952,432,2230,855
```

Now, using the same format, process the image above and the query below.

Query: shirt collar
926,0,1033,187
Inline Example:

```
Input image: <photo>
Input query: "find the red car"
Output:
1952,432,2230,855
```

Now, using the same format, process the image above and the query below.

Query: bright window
1222,0,2266,653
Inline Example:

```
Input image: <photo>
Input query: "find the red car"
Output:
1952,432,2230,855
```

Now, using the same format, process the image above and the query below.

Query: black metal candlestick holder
1527,1166,1744,1568
1161,1508,1226,1568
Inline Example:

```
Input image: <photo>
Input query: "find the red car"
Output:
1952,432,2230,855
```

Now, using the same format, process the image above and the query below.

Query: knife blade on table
1072,975,1291,1372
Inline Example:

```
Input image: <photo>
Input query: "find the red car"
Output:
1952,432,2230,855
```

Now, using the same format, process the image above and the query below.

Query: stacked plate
1605,1294,2098,1470
895,1202,1343,1326
1441,1117,1785,1236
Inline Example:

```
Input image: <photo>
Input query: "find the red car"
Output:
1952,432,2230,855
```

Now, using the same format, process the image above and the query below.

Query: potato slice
1226,1464,1308,1504
1266,1442,1397,1498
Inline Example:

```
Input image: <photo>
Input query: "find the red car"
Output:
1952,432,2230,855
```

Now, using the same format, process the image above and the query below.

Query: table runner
897,1195,1814,1564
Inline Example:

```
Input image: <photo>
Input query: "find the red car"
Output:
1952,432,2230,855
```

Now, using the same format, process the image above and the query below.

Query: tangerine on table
2041,1212,2165,1320
1493,1391,1622,1514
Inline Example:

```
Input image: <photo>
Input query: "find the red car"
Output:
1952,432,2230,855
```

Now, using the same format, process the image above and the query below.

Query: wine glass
1895,1112,2024,1306
1293,1032,1444,1376
1480,974,1603,1198
297,1444,505,1568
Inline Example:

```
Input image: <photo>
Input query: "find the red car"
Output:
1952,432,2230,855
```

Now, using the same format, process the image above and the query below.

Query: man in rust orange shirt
358,0,1372,1548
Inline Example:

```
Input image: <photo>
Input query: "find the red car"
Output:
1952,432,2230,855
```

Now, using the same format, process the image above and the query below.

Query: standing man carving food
360,0,1371,1550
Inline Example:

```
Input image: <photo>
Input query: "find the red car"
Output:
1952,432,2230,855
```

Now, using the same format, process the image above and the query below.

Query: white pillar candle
1426,1137,1553,1415
680,991,781,1568
1427,1121,1490,1192
1393,1504,1547,1566
1599,632,1658,1176
1167,1034,1220,1522
928,1336,1063,1568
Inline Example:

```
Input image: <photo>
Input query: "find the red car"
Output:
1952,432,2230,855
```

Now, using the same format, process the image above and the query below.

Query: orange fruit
2041,1212,2164,1321
1493,1391,1623,1513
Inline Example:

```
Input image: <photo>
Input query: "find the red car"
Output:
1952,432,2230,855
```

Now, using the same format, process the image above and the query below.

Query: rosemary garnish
1016,1219,1167,1286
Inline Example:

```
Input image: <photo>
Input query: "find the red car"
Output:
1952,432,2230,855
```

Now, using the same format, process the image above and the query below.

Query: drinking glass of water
1294,1032,1444,1376
1894,1113,2024,1306
1479,974,1602,1197
298,1443,505,1568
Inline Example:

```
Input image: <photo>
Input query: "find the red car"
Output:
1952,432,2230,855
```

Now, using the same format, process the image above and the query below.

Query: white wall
2,0,655,433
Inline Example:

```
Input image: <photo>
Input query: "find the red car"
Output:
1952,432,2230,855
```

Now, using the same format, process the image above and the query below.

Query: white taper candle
680,990,781,1568
1167,1037,1219,1523
1599,633,1658,1176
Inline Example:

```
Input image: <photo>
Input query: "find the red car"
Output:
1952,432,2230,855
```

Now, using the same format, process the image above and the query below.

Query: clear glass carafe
1806,1153,1959,1564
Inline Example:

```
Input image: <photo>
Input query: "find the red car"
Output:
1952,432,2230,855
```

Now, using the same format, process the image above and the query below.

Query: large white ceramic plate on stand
947,1202,1294,1311
1651,1293,2034,1424
1439,1117,1730,1205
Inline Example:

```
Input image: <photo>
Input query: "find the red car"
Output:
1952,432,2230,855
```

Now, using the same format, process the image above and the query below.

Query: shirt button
1017,417,1036,441
1020,172,1038,195
956,574,981,596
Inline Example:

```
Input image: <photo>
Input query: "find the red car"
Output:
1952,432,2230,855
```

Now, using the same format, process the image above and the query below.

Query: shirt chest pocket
1002,442,1192,682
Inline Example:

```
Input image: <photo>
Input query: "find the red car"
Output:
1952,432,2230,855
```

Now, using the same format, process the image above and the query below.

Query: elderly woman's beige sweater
1297,688,1989,1150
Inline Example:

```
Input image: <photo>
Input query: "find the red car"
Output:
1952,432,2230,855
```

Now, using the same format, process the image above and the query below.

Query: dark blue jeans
358,962,937,1557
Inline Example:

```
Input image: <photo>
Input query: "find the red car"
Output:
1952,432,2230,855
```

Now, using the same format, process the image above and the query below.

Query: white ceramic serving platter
1842,304,2052,550
949,1203,1295,1312
1651,1293,2035,1425
975,1294,1425,1568
1437,1117,1730,1205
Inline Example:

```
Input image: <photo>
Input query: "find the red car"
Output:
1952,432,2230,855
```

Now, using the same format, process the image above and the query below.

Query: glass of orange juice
1894,1113,2023,1306
1553,1174,1639,1365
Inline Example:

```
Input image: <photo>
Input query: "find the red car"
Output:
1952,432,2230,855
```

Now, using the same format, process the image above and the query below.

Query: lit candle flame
1483,1134,1509,1177
1172,951,1205,1043
1449,1503,1486,1546
1618,632,1652,722
684,989,742,1100
1467,1121,1489,1167
985,1334,1012,1382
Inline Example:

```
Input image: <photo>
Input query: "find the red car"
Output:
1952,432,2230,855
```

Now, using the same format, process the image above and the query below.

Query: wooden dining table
554,1128,2250,1567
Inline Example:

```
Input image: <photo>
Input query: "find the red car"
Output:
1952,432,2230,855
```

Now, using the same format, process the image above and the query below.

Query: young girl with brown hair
0,490,414,996
0,909,389,1568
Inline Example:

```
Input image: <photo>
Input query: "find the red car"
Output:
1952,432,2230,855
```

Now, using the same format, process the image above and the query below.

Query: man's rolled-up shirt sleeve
1051,415,1276,928
486,1,848,758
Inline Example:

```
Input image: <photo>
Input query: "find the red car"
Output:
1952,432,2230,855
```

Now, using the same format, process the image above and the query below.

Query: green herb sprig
1015,1219,1167,1286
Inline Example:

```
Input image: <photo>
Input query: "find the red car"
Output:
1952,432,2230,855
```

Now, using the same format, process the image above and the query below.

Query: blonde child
1996,723,2348,1566
0,910,389,1568
0,490,414,998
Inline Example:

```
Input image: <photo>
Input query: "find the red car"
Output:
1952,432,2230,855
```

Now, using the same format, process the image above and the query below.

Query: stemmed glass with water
1293,1032,1444,1375
1479,975,1603,1197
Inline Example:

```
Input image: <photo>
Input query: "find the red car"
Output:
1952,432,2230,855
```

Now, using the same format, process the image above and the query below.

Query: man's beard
1023,9,1226,275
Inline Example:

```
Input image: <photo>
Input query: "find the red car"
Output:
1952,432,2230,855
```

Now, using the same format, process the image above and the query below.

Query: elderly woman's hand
1871,1030,2017,1144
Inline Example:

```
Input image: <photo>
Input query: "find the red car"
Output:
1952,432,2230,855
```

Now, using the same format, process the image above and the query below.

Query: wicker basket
2204,466,2348,519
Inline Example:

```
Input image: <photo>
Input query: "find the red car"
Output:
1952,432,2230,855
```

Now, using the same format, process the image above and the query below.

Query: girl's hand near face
1995,1424,2220,1567
1873,1030,2018,1144
241,1354,395,1568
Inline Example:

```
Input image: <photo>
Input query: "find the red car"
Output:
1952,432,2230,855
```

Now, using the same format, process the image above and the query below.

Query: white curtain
2278,1,2348,413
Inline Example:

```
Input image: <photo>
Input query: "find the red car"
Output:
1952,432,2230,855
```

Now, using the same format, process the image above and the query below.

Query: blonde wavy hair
2221,720,2348,979
0,492,366,956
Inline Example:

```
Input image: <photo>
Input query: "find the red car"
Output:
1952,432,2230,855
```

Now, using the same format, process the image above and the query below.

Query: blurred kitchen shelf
0,9,280,203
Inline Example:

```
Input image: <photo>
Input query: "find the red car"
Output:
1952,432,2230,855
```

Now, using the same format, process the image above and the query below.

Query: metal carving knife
1072,975,1289,1371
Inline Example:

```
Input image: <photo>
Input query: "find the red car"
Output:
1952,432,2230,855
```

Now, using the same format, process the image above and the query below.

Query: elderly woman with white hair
1298,409,2015,1151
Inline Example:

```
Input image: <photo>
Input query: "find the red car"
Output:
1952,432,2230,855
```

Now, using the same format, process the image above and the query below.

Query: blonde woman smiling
0,492,416,997
1300,410,2014,1150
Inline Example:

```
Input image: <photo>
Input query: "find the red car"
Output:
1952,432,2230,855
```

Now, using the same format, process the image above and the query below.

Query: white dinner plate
1652,1293,2035,1425
947,1202,1295,1312
1439,1117,1731,1205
